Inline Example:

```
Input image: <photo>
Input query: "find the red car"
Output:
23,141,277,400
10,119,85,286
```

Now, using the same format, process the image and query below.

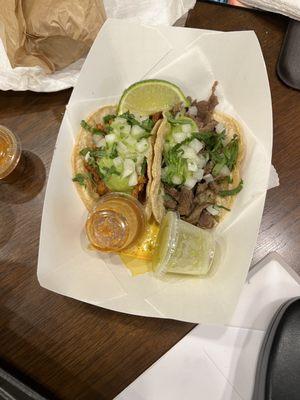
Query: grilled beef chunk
177,187,194,216
195,182,208,195
198,210,216,229
185,202,210,225
204,161,214,175
151,112,163,123
164,185,180,201
164,197,177,210
194,189,216,206
187,81,218,131
208,181,220,194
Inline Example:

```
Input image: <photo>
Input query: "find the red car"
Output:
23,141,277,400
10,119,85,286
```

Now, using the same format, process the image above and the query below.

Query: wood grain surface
0,2,299,399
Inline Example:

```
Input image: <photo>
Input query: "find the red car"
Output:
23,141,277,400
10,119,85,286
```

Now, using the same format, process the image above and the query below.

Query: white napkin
0,0,196,92
116,253,300,400
241,0,300,20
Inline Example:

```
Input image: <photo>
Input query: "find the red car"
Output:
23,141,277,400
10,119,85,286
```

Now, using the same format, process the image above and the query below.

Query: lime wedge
117,79,189,116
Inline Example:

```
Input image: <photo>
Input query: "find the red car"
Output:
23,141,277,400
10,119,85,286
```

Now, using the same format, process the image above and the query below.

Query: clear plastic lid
152,211,215,277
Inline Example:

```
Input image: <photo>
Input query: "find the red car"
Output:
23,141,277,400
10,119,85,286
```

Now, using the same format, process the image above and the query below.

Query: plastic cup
86,193,146,253
0,126,22,181
152,211,215,276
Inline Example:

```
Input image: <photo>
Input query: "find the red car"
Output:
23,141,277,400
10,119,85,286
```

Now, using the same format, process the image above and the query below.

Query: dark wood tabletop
0,2,299,399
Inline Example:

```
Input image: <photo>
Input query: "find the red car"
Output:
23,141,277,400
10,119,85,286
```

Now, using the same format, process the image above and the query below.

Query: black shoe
252,297,300,400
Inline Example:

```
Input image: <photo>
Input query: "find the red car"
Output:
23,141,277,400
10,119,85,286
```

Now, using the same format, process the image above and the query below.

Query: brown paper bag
0,0,106,73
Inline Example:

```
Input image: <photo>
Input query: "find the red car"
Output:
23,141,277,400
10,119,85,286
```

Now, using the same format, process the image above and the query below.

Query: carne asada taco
150,83,244,229
72,105,162,219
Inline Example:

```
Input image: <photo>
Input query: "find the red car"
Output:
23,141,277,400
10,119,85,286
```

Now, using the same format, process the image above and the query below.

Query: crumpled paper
0,0,196,92
241,0,300,21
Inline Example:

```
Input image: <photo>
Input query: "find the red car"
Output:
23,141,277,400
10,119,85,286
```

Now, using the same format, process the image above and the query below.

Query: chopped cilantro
219,180,243,197
72,173,86,187
103,114,116,124
80,120,105,135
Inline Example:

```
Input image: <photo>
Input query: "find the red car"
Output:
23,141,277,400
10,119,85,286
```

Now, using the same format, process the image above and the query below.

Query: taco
150,82,244,229
72,106,162,219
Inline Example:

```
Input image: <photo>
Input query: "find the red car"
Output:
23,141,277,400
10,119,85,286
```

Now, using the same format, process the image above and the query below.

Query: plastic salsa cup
152,211,215,276
0,125,21,180
86,192,146,253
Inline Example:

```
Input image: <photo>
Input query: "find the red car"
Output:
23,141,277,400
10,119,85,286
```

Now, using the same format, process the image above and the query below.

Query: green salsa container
152,211,215,276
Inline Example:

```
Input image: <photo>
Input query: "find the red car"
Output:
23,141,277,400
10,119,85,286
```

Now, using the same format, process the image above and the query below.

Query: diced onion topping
182,124,192,134
216,122,225,134
190,138,203,153
84,151,91,162
219,165,231,177
184,177,197,189
113,157,123,168
187,160,198,172
206,205,220,216
123,159,135,178
93,135,105,147
128,171,138,186
136,138,148,153
105,133,116,144
173,131,187,143
131,125,145,137
193,168,204,181
172,175,183,185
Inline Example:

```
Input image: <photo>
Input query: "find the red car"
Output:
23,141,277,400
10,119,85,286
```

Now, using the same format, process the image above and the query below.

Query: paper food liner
0,0,106,73
38,20,273,324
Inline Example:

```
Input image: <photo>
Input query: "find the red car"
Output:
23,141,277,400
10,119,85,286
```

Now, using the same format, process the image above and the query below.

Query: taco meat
150,82,244,229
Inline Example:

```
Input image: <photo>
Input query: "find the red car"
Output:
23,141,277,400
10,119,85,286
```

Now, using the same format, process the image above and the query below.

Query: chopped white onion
105,133,116,144
84,151,91,162
184,177,197,189
113,157,123,168
182,124,192,134
121,125,131,135
193,168,204,181
203,174,214,183
216,122,225,134
173,131,186,143
182,146,197,160
131,125,145,137
123,159,135,178
206,205,220,216
117,142,128,154
128,171,138,186
114,117,127,125
172,175,182,185
92,135,105,148
125,136,137,146
220,165,231,177
190,138,203,153
187,160,198,172
197,154,207,169
188,106,197,116
136,138,148,153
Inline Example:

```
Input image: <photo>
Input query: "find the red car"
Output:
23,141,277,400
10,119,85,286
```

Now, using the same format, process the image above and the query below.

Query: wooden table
0,2,299,399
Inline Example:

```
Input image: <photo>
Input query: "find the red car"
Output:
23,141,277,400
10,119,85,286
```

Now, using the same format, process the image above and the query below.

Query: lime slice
117,79,189,116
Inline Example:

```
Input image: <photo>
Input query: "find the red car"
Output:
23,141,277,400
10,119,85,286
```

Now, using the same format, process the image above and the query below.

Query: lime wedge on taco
117,79,189,116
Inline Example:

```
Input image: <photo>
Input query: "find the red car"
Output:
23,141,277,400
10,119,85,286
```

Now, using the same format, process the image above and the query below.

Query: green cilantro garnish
219,180,243,197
